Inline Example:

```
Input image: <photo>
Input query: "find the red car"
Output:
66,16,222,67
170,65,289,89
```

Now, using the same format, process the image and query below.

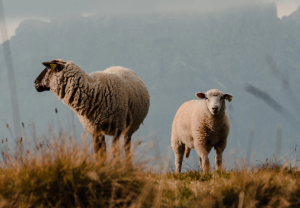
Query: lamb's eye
205,97,208,100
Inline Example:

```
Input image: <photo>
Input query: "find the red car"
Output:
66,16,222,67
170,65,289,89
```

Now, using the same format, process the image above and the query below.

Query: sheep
171,89,232,173
34,59,150,164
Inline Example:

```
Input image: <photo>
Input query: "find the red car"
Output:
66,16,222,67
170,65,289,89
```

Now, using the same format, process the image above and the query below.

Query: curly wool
50,61,150,137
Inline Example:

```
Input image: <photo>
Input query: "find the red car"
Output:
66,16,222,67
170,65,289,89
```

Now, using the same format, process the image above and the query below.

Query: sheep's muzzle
34,80,50,92
34,83,50,92
212,107,219,114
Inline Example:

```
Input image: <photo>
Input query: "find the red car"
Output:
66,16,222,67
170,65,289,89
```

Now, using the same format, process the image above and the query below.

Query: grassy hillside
0,131,299,208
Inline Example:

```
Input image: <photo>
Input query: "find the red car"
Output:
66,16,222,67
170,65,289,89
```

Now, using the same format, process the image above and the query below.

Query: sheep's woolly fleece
50,61,150,137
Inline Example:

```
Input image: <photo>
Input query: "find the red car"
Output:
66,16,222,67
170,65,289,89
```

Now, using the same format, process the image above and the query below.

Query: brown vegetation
0,131,299,208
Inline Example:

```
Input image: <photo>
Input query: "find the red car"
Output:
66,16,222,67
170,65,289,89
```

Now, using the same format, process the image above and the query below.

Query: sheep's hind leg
93,134,106,161
112,129,122,163
173,143,185,173
124,132,133,167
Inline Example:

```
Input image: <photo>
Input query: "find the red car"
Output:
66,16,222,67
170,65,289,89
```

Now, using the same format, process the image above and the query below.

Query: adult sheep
171,89,232,173
34,59,150,164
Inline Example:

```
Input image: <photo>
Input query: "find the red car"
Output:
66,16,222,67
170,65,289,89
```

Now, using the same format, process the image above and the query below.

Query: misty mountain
1,3,300,168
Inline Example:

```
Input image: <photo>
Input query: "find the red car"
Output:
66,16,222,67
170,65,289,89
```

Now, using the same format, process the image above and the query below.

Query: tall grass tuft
0,132,159,207
1,130,300,207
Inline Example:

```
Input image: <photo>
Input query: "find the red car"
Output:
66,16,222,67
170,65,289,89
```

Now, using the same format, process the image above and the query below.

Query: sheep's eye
220,97,224,100
205,97,208,100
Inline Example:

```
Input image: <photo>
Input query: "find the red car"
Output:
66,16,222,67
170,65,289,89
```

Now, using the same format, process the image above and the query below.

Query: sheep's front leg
214,145,225,171
199,157,202,169
195,145,212,172
93,134,106,159
112,130,122,162
200,155,210,172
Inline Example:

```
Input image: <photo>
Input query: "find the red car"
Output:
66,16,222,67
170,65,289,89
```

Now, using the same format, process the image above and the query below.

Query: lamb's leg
112,129,122,162
199,157,202,169
124,132,132,167
214,149,223,170
173,143,185,173
214,143,226,170
200,155,210,172
195,146,212,172
93,134,106,159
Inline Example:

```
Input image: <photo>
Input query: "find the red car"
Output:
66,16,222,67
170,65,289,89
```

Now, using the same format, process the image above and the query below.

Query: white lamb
171,89,232,173
34,59,150,164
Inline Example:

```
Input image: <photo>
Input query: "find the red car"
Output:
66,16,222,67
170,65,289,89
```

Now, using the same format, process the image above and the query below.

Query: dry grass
0,131,300,208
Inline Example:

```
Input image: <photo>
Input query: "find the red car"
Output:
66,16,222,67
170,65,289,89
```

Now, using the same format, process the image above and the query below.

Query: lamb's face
34,60,66,92
196,89,233,115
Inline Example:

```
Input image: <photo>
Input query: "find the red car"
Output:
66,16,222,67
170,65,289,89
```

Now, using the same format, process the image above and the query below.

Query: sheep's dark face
34,68,53,92
196,89,233,115
34,60,66,92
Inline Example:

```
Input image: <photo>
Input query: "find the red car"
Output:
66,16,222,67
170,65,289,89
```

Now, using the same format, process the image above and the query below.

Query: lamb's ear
42,61,65,72
223,94,233,102
195,92,206,99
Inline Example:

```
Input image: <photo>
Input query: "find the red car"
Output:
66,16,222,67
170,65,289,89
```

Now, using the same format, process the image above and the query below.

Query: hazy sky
1,0,300,43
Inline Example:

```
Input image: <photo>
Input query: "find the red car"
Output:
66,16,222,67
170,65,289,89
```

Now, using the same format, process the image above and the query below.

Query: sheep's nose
212,107,218,112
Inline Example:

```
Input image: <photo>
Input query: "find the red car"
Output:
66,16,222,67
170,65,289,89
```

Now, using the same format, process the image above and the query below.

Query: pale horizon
1,1,299,44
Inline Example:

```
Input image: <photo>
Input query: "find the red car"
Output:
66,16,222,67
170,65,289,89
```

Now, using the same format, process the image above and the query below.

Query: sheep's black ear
223,94,233,102
42,60,66,72
195,92,206,99
42,61,51,68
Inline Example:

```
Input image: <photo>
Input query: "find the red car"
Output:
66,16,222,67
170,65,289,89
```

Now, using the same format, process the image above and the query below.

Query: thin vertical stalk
0,0,21,140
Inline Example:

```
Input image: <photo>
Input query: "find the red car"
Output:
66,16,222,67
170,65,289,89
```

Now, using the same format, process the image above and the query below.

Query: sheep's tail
184,147,191,158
